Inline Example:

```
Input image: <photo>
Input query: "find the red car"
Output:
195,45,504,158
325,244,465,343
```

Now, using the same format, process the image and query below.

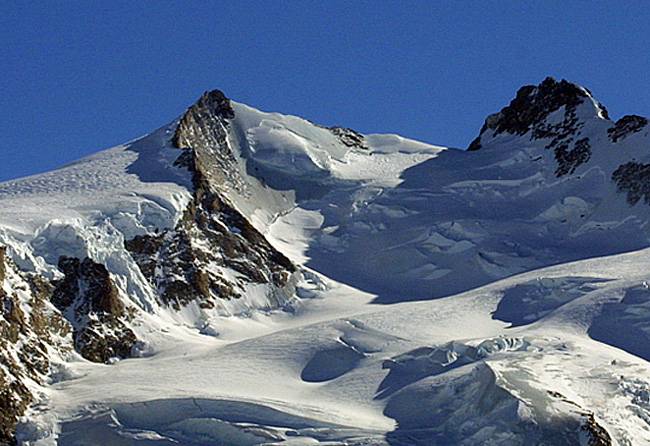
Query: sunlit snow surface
6,99,650,444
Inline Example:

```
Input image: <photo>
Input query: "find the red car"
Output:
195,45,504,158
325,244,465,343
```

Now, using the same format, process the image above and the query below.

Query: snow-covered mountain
3,77,650,445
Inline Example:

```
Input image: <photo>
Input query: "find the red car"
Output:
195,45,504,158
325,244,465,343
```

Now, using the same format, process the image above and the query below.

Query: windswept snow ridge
3,78,650,444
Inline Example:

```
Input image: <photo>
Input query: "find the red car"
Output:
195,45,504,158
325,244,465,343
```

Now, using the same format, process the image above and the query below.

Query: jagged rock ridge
608,114,648,142
468,77,609,177
172,90,243,193
126,89,297,313
469,78,605,141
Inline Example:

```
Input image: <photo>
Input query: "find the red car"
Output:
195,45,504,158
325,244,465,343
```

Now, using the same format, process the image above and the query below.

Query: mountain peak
172,89,235,151
193,89,235,120
468,77,610,151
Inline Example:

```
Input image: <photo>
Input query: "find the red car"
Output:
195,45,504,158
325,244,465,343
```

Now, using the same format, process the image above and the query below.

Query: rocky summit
2,78,650,445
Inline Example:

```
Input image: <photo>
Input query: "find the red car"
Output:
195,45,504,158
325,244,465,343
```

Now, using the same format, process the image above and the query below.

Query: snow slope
23,250,650,445
4,78,650,445
0,123,193,313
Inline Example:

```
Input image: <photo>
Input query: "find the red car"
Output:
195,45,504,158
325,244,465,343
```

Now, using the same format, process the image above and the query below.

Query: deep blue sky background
1,2,649,181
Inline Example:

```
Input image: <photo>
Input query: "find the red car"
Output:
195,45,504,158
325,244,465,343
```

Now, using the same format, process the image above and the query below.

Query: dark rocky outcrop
468,77,608,177
0,375,29,446
612,162,650,206
466,136,483,152
52,257,136,363
53,257,124,314
472,77,589,139
172,89,245,194
0,247,5,285
124,234,164,281
326,126,368,150
581,414,613,446
0,249,30,446
127,90,296,312
0,248,71,445
554,136,591,177
608,115,648,143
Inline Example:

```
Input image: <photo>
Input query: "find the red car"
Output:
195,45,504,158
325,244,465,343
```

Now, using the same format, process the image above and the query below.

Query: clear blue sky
2,1,649,181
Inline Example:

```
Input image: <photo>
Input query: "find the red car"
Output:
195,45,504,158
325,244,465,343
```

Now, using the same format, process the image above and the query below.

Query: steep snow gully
3,78,650,444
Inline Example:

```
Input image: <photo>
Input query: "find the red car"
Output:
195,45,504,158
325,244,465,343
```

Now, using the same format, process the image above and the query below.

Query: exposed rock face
51,257,136,363
0,248,30,446
127,192,295,311
468,77,607,177
126,90,297,313
581,413,613,446
470,78,606,140
0,247,5,285
0,247,71,445
172,90,244,193
612,162,650,205
466,78,650,205
608,115,648,142
326,126,368,150
554,136,591,177
543,390,612,445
